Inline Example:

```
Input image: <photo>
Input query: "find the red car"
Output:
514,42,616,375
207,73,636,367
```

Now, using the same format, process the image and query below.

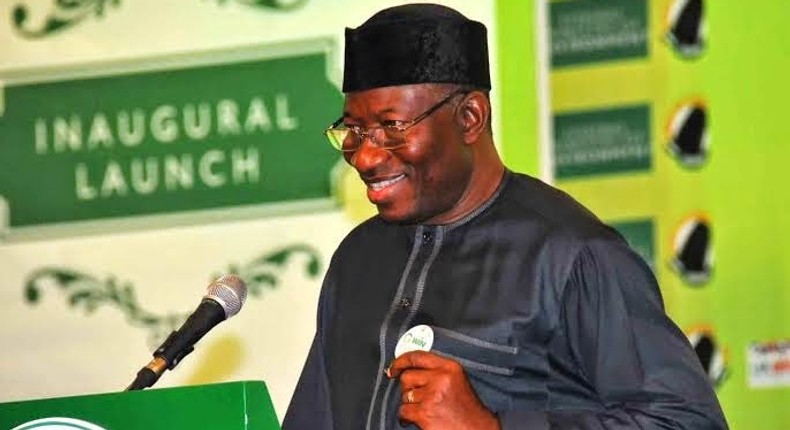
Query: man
283,4,727,430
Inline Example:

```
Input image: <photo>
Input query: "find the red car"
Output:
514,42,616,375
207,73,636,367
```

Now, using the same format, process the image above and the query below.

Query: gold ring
406,389,415,404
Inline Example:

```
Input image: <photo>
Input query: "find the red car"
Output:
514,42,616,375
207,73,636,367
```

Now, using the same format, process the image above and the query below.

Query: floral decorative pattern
214,0,308,11
11,0,308,39
217,244,322,297
24,244,322,348
12,0,121,38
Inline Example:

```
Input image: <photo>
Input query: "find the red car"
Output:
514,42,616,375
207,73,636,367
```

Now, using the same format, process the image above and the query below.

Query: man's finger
398,403,422,427
387,350,452,378
397,368,433,389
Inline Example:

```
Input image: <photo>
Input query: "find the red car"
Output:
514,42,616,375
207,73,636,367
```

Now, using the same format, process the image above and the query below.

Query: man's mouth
367,174,406,191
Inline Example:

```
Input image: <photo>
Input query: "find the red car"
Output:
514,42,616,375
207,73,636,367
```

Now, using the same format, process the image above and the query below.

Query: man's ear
456,91,490,144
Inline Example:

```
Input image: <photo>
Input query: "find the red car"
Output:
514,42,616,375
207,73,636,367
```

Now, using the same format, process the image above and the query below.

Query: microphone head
206,274,247,318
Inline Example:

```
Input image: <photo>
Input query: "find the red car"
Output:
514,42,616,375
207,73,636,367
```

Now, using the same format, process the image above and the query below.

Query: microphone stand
125,331,194,391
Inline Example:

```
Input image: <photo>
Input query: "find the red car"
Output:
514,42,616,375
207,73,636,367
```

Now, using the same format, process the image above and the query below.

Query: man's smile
366,174,406,191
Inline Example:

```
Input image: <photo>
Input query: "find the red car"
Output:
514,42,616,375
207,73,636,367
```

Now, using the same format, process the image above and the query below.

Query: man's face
342,84,474,224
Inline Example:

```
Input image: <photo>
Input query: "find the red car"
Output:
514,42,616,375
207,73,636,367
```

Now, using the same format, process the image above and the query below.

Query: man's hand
386,350,500,430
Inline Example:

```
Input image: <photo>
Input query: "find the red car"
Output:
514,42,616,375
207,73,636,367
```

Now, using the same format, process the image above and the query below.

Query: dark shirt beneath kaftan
283,171,727,430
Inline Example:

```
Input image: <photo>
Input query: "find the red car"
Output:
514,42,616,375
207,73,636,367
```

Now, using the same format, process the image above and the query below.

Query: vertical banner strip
496,0,541,177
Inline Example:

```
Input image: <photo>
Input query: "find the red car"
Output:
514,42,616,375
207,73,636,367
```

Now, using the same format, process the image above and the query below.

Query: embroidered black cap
343,3,491,92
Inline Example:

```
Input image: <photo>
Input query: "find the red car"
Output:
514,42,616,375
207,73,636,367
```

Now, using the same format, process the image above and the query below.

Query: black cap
343,3,491,92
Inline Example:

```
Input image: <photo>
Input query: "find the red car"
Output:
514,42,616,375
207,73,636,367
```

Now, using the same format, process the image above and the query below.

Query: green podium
0,381,280,429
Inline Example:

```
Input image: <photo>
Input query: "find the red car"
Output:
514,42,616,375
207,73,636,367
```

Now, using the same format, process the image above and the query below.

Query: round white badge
395,325,434,358
11,417,108,430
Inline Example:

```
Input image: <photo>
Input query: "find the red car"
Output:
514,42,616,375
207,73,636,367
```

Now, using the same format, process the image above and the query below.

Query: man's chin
374,204,417,224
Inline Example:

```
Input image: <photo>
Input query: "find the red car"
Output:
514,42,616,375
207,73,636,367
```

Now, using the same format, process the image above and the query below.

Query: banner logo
664,0,706,58
670,213,713,285
748,340,790,388
687,325,728,387
666,98,709,168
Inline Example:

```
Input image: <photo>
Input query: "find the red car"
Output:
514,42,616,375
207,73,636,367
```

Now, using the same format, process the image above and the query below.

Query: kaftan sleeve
281,263,336,430
499,239,728,429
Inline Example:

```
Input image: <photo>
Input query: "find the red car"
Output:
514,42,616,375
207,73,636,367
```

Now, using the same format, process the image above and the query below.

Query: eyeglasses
324,89,468,152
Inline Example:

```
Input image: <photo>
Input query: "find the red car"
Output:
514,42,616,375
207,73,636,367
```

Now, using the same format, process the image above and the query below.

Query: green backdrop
497,1,790,428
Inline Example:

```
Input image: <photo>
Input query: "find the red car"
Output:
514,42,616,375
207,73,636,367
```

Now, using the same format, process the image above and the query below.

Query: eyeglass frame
324,88,469,153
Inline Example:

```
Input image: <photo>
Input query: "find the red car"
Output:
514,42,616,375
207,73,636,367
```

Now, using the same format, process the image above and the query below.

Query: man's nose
347,136,390,173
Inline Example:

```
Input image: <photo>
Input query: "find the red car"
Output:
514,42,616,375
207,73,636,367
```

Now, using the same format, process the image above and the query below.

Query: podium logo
11,417,108,430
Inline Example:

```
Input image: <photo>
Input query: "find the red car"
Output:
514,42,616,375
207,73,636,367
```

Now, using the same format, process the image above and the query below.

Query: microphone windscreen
206,274,247,318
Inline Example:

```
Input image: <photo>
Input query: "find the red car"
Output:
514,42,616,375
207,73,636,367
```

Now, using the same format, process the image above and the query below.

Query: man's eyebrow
342,107,398,119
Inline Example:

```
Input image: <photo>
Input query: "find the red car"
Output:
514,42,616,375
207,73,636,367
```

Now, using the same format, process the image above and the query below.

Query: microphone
125,274,247,391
